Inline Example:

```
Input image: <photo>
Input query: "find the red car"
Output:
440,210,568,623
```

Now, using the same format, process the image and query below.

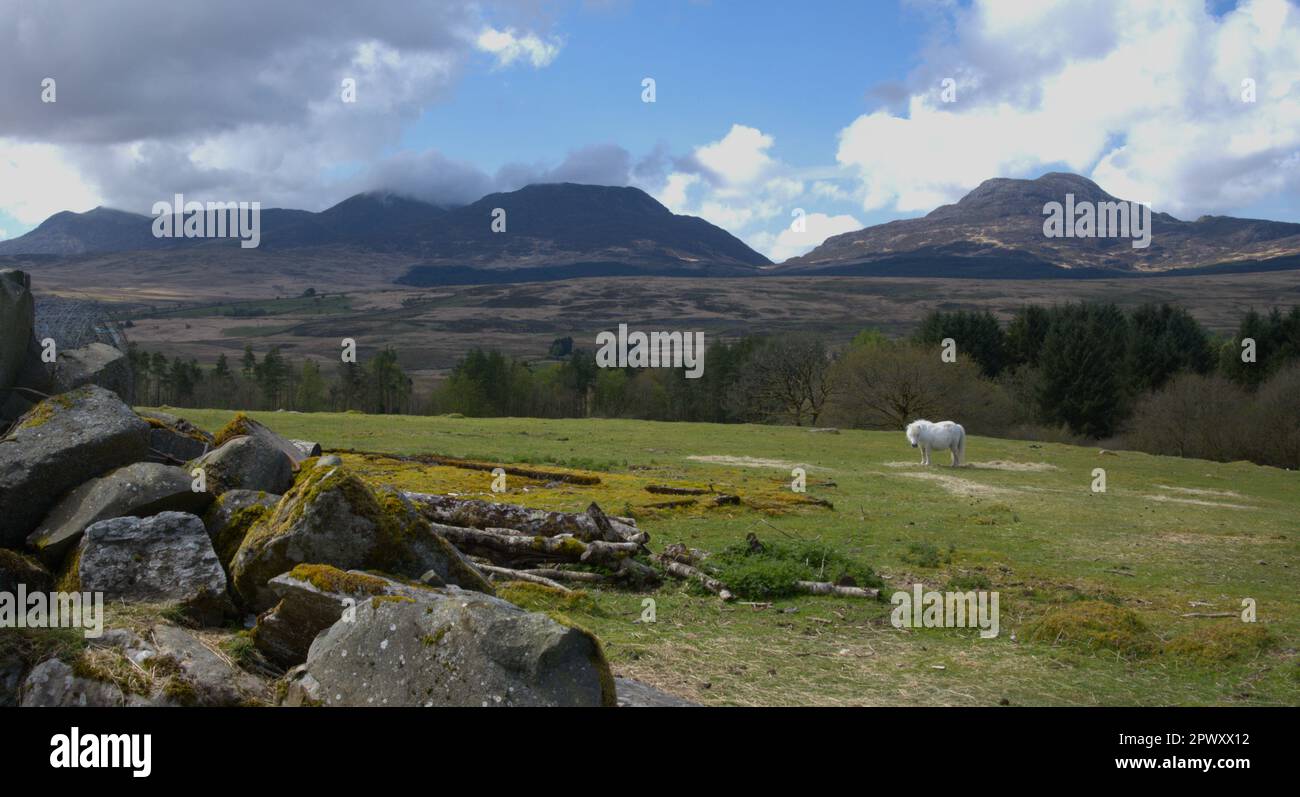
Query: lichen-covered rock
52,342,133,402
0,548,53,594
0,269,34,394
230,465,491,611
253,564,442,667
140,410,213,463
77,512,232,625
202,489,280,567
0,385,151,548
28,462,214,567
300,590,617,707
19,659,127,707
192,435,295,496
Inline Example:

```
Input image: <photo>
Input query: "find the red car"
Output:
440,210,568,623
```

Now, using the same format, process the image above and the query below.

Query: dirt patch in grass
1155,484,1243,499
1141,494,1254,511
686,455,811,470
968,461,1060,472
891,471,1019,498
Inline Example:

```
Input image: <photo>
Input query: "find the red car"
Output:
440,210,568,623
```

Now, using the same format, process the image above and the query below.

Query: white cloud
0,141,102,224
475,26,562,69
837,0,1300,218
756,212,864,263
694,124,775,186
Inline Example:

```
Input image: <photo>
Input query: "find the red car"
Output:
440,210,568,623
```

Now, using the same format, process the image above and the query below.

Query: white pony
905,419,966,467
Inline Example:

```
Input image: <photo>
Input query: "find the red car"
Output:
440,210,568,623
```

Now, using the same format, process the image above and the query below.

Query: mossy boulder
141,410,213,463
28,461,215,567
230,464,491,611
0,548,53,594
253,564,444,667
202,489,280,568
0,385,151,548
295,587,617,707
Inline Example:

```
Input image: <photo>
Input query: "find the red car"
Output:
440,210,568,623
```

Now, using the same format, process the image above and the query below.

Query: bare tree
727,336,832,426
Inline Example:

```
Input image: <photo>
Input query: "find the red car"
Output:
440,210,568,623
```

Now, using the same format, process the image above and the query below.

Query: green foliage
900,542,952,568
915,308,1006,377
712,540,885,600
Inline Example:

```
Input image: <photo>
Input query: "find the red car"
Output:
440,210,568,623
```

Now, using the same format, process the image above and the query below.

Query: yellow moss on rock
212,412,255,447
288,564,391,596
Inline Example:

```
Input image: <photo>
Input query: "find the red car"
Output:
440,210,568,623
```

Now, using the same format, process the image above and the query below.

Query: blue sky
1,0,1298,261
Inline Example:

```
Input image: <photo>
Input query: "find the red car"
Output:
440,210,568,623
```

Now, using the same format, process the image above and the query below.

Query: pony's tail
957,427,966,466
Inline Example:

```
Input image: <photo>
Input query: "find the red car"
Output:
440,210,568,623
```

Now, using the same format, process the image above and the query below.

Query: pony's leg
951,445,958,467
922,444,930,466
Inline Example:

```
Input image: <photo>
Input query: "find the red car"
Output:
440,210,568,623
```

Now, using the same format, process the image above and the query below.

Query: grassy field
165,407,1300,706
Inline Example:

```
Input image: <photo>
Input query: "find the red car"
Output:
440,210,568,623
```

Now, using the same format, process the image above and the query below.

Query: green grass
158,407,1300,706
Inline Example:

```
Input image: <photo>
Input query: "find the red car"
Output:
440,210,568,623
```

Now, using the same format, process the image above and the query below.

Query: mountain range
783,173,1300,277
3,173,1299,284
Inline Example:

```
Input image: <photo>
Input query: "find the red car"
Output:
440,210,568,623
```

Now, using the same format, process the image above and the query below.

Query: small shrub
1024,601,1158,659
712,540,885,600
900,542,951,568
1164,623,1275,664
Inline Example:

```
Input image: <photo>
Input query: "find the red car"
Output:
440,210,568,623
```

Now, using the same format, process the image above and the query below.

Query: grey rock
202,489,280,567
614,677,698,707
0,548,53,594
19,658,126,707
141,410,213,463
52,342,133,402
253,565,443,667
0,650,26,707
78,512,232,625
316,454,342,467
193,435,295,496
303,590,617,707
150,624,268,706
230,465,490,612
0,269,34,393
0,385,151,548
28,462,214,567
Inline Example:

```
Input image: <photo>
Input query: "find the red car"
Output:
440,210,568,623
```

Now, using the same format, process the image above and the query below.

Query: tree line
126,343,413,414
127,302,1300,468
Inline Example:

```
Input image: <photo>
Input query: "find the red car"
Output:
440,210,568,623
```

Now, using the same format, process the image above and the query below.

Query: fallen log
475,563,572,592
517,568,612,585
433,524,637,569
645,485,713,495
341,450,601,484
793,581,879,598
653,554,734,601
407,493,643,543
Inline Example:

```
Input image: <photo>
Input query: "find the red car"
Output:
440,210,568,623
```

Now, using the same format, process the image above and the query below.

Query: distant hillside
779,172,1300,275
0,184,770,279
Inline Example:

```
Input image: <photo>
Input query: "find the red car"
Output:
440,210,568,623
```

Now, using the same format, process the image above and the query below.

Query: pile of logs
402,492,877,600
